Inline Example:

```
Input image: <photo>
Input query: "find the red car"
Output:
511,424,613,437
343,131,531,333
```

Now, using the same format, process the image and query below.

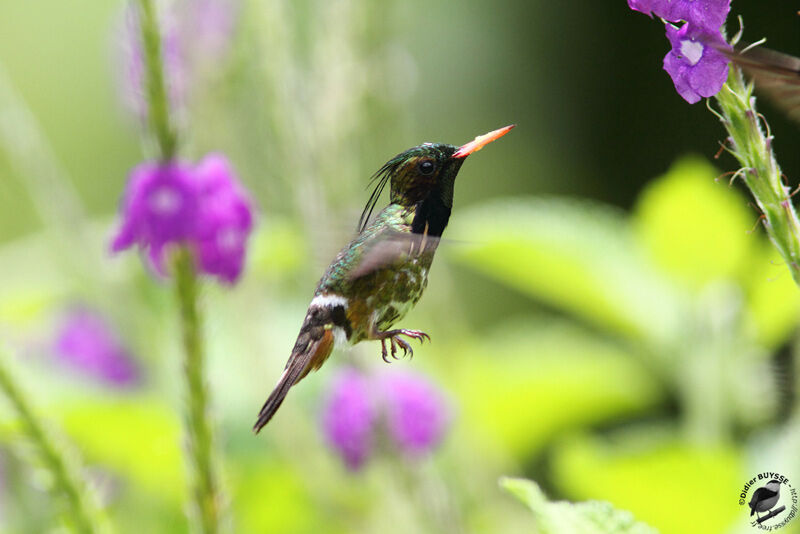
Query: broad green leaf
501,477,658,534
633,156,753,289
743,244,800,349
448,198,684,345
551,431,741,534
233,460,322,534
442,320,663,457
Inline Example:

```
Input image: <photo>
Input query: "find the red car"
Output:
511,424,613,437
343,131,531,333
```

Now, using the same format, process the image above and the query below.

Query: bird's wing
316,205,408,292
750,486,779,507
347,230,441,280
253,309,336,433
724,44,800,125
750,488,764,515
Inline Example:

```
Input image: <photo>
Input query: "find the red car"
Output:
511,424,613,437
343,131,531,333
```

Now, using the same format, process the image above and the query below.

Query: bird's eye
419,160,435,175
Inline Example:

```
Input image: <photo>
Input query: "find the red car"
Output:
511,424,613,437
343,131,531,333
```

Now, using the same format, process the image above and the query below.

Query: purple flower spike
321,369,376,470
663,22,730,104
627,0,660,18
111,161,198,272
111,153,255,284
320,368,452,470
54,308,139,387
193,154,254,284
379,371,450,457
665,0,730,30
627,0,731,103
628,0,730,30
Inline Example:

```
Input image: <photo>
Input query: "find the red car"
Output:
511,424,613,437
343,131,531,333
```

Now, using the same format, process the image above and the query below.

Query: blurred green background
1,0,799,532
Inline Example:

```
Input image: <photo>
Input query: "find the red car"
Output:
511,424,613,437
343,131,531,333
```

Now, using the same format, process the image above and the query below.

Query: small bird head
359,125,514,235
766,480,782,492
386,143,463,206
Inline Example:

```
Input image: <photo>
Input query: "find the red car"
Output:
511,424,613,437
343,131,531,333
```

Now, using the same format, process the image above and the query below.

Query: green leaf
232,460,321,534
443,320,663,457
550,431,741,534
448,197,683,344
743,244,800,349
501,477,658,534
632,156,754,289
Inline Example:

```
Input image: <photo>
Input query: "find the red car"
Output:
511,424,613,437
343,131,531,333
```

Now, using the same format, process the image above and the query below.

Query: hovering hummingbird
253,125,514,432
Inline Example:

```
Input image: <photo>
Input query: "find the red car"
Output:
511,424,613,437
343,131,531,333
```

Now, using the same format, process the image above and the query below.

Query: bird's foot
376,329,430,362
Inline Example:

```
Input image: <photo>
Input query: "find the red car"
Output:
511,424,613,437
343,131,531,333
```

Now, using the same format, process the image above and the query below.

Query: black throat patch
411,192,451,237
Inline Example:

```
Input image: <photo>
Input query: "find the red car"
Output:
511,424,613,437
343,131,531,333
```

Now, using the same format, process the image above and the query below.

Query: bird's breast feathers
311,256,430,344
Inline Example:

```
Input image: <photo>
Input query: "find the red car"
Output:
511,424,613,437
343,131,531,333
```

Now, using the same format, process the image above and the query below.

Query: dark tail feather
253,328,335,433
252,367,298,433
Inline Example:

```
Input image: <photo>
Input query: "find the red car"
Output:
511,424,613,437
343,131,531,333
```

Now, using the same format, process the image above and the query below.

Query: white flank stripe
332,327,349,348
309,293,348,309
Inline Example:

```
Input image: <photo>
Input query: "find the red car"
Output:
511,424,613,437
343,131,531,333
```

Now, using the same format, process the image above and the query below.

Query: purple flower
320,368,451,470
111,161,199,272
663,22,729,104
627,0,660,18
666,0,729,30
111,154,255,284
628,0,730,30
379,371,450,456
321,369,376,470
193,154,254,284
627,0,731,103
54,308,139,387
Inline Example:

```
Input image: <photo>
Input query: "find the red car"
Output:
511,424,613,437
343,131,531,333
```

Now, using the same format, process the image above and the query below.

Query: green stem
713,66,800,286
135,0,223,529
174,249,222,533
0,348,109,534
136,0,177,160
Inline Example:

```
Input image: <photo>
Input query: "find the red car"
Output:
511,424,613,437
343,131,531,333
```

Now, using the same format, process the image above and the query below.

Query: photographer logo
738,472,797,530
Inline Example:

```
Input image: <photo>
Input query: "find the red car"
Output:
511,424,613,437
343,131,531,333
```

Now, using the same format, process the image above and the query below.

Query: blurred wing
347,231,442,280
725,44,800,125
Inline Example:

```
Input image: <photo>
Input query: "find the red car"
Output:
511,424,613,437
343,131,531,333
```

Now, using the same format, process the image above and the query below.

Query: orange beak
452,124,515,159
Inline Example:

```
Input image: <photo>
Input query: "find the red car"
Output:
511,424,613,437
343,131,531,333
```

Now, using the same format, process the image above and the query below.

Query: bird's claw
399,329,430,344
393,337,412,359
381,339,391,363
376,329,429,362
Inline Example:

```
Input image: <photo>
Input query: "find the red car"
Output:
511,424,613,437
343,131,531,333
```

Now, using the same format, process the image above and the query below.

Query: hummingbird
253,125,514,433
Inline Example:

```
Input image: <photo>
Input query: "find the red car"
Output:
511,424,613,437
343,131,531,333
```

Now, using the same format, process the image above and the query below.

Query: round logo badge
738,472,797,530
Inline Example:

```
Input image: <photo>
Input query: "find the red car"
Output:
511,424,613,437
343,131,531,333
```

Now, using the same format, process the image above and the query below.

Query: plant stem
713,66,800,285
0,348,109,534
136,0,177,161
135,0,223,529
174,249,222,533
